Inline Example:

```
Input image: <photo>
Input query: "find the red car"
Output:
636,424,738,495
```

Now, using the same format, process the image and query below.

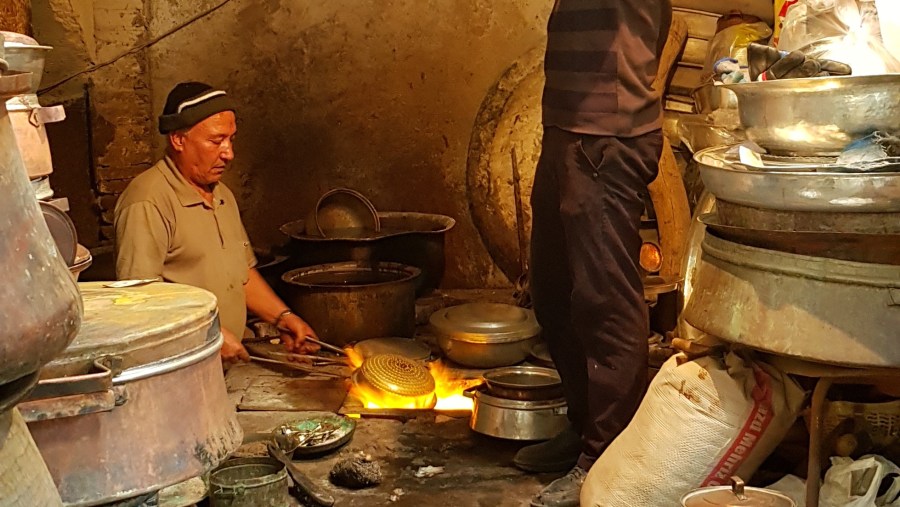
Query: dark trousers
529,126,663,470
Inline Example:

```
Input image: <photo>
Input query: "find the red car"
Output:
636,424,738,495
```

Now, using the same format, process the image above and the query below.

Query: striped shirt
542,0,671,137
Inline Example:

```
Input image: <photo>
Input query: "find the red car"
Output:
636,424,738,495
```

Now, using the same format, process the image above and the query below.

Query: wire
38,0,237,95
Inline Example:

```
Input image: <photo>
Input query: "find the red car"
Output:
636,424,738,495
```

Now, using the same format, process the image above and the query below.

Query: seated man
115,82,317,362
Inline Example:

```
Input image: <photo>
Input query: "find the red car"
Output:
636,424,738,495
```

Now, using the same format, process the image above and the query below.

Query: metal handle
730,476,747,500
18,360,126,422
462,386,479,399
28,105,66,126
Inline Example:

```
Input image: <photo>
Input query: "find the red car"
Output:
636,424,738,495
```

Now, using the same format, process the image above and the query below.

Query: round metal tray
273,413,356,457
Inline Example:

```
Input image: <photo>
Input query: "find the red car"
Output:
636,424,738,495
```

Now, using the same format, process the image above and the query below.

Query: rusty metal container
0,72,81,405
282,261,420,347
684,234,900,368
20,282,242,506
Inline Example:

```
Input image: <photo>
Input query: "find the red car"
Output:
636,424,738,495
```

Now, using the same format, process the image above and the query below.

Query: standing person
514,1,672,506
115,82,319,363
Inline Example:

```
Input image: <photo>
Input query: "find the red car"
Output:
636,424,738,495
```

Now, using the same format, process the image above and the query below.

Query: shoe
514,425,581,473
529,466,588,507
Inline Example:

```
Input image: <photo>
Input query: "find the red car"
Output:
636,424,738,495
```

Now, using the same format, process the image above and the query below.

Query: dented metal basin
684,234,900,368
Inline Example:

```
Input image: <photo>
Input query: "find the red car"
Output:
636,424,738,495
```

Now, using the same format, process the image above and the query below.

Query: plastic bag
703,22,774,76
777,0,900,75
821,455,900,506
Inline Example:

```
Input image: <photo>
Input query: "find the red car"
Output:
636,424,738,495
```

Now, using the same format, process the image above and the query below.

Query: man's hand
221,327,250,364
277,313,321,355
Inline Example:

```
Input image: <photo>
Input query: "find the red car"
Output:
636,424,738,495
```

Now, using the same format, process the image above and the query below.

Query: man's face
169,111,237,188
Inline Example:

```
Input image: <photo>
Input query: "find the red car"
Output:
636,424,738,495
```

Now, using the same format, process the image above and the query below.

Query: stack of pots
683,75,900,369
0,51,82,506
1,31,90,282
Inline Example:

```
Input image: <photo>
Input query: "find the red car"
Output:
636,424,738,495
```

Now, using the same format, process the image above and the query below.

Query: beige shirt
114,157,257,337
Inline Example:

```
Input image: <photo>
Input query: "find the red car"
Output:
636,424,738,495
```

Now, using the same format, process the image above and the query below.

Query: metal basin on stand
684,234,900,368
280,212,455,296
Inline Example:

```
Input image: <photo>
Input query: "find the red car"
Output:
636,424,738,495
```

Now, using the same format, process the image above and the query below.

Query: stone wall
32,0,552,288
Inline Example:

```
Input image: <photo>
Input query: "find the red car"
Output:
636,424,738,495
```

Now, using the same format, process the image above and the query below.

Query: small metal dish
273,412,356,457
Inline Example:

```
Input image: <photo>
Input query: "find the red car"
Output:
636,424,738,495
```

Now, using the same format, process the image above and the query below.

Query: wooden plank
649,139,693,280
673,8,720,41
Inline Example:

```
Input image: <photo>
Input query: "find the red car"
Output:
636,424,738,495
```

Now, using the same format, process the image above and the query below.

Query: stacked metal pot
1,31,91,282
0,37,81,507
683,74,900,369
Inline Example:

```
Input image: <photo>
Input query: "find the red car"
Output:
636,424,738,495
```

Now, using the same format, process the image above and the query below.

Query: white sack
581,353,805,507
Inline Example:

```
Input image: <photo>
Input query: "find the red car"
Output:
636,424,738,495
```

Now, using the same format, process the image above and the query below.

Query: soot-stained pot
19,282,242,507
282,262,420,347
430,303,540,368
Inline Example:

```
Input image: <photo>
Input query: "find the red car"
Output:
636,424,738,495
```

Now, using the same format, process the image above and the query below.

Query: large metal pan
723,74,900,156
695,146,900,213
700,213,900,265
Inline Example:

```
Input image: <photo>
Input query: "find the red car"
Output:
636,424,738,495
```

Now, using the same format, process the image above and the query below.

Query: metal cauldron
464,386,568,440
20,282,242,506
280,212,455,296
684,234,900,368
282,262,420,347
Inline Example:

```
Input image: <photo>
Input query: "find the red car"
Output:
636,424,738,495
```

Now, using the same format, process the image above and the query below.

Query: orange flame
429,361,481,412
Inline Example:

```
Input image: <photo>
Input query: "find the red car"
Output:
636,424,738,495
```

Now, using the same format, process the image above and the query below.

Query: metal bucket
209,457,290,507
684,234,900,368
282,261,420,347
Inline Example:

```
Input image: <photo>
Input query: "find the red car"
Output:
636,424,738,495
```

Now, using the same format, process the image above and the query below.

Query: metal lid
357,354,435,397
429,303,540,344
352,337,432,362
42,282,219,378
681,478,796,507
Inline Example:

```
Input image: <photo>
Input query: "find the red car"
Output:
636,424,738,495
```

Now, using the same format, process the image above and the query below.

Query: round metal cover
39,201,77,265
681,486,795,507
483,366,561,391
42,282,219,377
353,337,431,362
357,354,435,397
429,303,540,344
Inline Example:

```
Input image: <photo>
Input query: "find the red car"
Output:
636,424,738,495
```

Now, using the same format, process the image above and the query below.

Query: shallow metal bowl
695,146,900,212
724,74,900,156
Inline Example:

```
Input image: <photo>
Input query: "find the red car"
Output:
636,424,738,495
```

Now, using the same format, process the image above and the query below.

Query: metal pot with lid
431,302,541,368
682,477,796,506
19,282,242,506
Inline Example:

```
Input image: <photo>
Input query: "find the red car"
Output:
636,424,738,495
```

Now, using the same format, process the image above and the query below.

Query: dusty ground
221,289,555,507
